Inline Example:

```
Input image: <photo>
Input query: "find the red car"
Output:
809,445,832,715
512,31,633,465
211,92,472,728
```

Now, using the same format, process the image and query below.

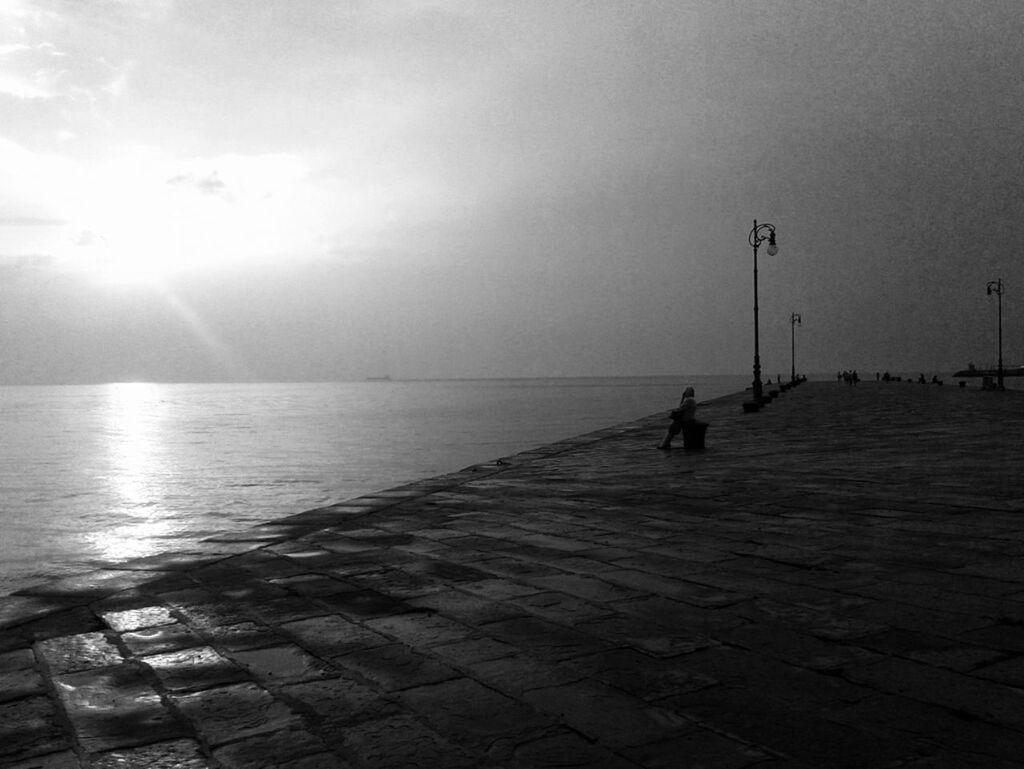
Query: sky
1,0,1022,384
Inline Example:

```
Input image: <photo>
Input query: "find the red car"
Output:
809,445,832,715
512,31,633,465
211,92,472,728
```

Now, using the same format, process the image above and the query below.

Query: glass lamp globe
766,242,779,256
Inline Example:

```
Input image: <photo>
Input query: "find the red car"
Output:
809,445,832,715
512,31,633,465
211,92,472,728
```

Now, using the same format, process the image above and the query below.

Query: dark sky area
1,1,1021,383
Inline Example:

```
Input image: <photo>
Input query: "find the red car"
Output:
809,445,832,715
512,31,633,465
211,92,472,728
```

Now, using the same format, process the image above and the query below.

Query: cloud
0,41,65,99
0,215,65,225
0,2,134,106
167,171,229,198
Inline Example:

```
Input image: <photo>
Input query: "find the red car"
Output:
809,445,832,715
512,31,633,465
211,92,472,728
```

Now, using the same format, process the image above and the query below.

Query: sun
59,151,333,285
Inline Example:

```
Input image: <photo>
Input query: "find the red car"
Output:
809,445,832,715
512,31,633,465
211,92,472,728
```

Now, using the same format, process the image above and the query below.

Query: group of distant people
839,370,944,385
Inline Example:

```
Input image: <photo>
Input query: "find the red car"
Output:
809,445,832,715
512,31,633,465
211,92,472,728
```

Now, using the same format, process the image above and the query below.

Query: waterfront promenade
2,381,1024,768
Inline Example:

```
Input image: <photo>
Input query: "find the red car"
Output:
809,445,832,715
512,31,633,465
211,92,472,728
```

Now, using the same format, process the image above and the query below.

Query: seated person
658,386,701,450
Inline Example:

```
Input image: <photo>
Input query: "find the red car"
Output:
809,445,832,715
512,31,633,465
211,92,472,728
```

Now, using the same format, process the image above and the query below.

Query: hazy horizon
0,369,982,389
2,2,1021,385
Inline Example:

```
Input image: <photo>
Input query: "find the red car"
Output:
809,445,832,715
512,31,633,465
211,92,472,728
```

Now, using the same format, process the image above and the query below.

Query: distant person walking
658,386,699,450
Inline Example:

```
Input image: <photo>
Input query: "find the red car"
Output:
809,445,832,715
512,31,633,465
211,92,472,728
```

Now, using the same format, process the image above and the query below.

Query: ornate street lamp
746,220,778,408
790,312,801,384
987,278,1004,390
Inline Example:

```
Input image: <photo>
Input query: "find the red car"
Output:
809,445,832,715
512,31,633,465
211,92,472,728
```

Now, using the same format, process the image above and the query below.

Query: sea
0,375,748,595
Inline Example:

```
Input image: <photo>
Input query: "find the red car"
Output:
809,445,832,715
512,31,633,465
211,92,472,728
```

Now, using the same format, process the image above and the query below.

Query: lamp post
986,278,1004,390
790,312,801,384
747,220,778,406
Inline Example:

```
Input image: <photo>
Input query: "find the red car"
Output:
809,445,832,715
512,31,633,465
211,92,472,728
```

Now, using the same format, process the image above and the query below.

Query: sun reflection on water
89,382,178,562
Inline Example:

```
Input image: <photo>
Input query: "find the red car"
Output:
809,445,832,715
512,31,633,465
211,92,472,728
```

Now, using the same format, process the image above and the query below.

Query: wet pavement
2,380,1024,768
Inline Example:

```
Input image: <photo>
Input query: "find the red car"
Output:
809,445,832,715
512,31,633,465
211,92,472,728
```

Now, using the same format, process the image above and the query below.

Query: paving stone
403,561,495,581
119,623,203,656
173,682,302,746
279,677,400,726
460,578,544,601
611,595,749,636
718,623,881,672
104,549,233,574
157,590,253,628
471,555,565,579
510,731,639,768
36,632,122,674
0,647,36,671
99,607,176,633
856,628,1003,673
685,646,876,714
571,614,713,658
269,574,362,598
340,715,482,769
515,533,595,552
194,621,284,651
307,589,417,619
140,646,249,692
84,738,209,768
567,649,719,701
406,589,524,625
522,679,690,749
843,656,1024,731
597,569,737,604
736,598,888,641
210,728,337,769
429,636,519,667
0,607,106,649
958,622,1024,653
247,595,335,625
16,571,155,603
954,560,1024,583
53,666,182,753
203,527,290,546
91,589,164,613
279,615,391,657
851,598,994,638
0,666,47,702
312,537,380,555
215,580,292,603
398,676,553,754
620,728,774,769
333,643,459,691
969,655,1024,687
478,615,612,663
832,692,1024,764
363,612,476,648
665,686,915,768
901,753,1024,769
504,591,615,624
0,696,69,762
228,644,335,686
4,750,81,768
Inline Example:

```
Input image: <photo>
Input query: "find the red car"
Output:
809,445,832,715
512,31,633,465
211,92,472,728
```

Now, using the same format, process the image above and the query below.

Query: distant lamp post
986,278,1004,390
747,220,778,408
790,312,801,384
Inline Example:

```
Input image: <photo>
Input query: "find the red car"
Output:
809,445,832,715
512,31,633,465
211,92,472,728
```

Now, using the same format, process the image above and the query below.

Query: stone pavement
2,381,1024,768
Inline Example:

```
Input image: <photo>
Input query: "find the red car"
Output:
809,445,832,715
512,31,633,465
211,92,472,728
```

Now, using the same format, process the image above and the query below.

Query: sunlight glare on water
90,383,183,561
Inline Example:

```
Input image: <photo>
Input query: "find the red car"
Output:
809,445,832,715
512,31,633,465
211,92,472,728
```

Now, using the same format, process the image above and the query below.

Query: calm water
0,375,746,595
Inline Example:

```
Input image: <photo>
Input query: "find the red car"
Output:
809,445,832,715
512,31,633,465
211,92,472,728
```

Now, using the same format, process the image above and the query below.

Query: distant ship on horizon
365,375,392,381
